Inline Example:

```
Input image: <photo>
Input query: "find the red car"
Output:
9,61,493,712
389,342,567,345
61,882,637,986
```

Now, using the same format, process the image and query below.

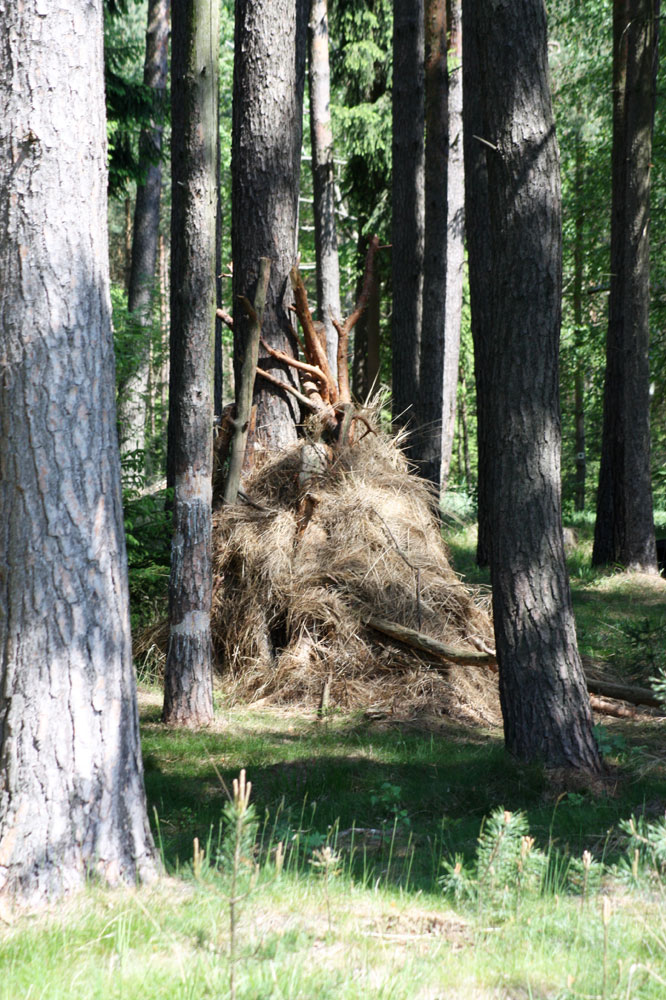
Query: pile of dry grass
209,415,499,724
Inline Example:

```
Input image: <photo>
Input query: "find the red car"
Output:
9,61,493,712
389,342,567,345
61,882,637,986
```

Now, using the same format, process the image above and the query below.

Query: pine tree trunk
573,128,586,512
592,0,658,570
477,0,600,771
462,0,492,567
391,0,425,431
441,0,464,489
309,0,341,378
117,0,170,466
416,0,448,490
163,0,219,726
232,0,307,454
0,0,156,899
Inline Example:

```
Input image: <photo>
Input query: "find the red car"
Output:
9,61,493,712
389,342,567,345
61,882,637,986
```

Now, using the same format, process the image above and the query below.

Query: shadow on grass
139,710,666,892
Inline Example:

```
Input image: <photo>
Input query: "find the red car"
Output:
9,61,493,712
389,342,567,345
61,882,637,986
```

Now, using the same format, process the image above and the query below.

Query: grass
3,522,666,998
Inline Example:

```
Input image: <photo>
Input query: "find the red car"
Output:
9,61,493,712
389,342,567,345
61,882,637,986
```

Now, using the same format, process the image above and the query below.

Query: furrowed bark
232,0,307,453
478,0,601,771
0,0,156,899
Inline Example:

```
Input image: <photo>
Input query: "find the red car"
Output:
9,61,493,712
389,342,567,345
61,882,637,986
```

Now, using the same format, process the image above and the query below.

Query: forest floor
3,520,666,999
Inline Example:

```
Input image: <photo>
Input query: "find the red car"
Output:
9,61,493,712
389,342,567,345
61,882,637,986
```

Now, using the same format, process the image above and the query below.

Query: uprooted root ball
210,418,499,724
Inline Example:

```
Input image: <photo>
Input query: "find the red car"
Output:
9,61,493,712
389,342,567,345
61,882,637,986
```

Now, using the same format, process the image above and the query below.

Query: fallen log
585,677,661,710
587,695,656,720
365,615,663,711
364,615,498,669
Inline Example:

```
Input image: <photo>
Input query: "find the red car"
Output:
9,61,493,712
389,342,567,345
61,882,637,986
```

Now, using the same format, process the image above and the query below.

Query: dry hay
210,416,500,725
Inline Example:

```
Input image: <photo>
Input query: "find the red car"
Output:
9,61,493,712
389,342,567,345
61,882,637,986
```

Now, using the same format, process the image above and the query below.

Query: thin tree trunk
441,0,464,489
573,126,586,512
232,0,307,454
416,0,448,490
392,0,425,431
215,105,224,420
309,0,341,378
478,0,601,771
117,0,170,466
163,0,219,727
462,0,492,567
459,375,472,487
593,0,658,570
0,0,156,899
125,196,132,292
159,232,169,416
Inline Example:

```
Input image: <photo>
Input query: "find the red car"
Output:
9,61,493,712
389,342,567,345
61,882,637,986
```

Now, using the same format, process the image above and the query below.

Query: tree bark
0,0,156,899
573,126,586,512
462,0,492,567
592,0,658,571
416,0,448,490
441,0,464,489
163,0,219,727
232,0,307,454
391,0,425,431
308,0,341,378
477,0,601,771
117,0,170,467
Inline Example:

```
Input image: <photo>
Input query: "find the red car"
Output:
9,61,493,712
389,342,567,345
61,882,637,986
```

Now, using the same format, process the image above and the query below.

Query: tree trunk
592,0,658,571
477,0,601,771
573,126,586,512
309,0,341,378
352,231,381,400
0,0,156,899
416,0,448,490
391,0,425,431
462,0,492,567
117,0,170,467
163,0,219,727
215,105,224,420
232,0,307,454
441,0,464,489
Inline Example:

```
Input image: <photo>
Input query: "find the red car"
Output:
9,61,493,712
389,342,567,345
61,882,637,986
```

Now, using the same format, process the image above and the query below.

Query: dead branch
585,677,661,710
365,615,498,668
334,234,380,404
223,259,271,504
216,308,234,330
259,337,328,386
587,695,656,719
255,367,319,411
289,267,336,403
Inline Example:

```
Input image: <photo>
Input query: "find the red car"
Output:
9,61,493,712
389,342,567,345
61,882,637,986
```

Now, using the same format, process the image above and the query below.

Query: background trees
163,0,219,726
0,0,155,897
592,0,659,571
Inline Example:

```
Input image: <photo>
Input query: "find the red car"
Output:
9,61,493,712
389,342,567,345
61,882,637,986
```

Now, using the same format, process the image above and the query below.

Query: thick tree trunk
441,0,464,488
592,0,658,571
477,0,601,771
391,0,425,431
416,0,448,490
462,0,492,567
117,0,170,466
163,0,219,726
0,0,156,899
232,0,307,454
309,0,341,378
